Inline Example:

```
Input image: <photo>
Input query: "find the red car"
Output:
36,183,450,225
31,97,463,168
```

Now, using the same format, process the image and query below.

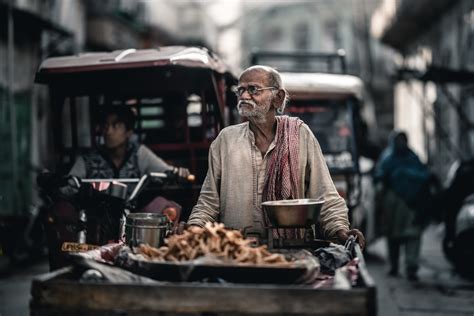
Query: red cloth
263,115,304,238
140,196,182,228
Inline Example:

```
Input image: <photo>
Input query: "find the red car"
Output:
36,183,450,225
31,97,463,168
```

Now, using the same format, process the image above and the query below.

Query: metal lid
125,213,170,226
261,199,325,206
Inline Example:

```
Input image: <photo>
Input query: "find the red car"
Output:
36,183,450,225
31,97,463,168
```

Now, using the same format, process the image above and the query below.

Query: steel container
261,199,325,227
125,213,170,247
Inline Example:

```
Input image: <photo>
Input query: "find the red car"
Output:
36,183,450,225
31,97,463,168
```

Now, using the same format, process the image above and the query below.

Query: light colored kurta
188,121,350,239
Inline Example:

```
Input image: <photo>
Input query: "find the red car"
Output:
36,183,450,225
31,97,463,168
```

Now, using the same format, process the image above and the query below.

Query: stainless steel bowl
261,199,325,227
125,213,171,247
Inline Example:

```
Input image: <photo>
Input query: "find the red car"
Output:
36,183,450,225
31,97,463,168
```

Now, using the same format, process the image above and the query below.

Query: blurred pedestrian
374,130,431,281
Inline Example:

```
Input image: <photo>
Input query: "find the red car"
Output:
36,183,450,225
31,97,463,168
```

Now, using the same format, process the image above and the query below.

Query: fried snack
136,222,291,266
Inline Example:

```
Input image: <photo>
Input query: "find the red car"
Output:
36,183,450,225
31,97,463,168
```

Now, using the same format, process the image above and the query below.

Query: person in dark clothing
374,130,430,281
69,106,190,218
69,106,189,181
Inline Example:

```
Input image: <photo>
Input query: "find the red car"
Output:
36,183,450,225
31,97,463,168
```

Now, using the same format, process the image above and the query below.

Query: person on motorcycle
68,105,190,220
374,130,431,281
69,106,189,181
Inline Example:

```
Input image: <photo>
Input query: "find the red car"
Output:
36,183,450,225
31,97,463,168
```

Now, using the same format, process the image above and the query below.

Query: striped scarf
263,115,304,239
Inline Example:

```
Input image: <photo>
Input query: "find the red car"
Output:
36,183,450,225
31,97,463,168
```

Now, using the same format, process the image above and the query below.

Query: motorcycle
37,171,186,270
434,159,474,277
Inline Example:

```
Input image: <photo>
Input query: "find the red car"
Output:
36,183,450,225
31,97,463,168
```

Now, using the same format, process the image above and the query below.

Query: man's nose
239,89,251,99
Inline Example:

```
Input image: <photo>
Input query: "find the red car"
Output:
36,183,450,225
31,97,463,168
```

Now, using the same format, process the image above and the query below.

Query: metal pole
361,0,374,87
422,83,430,165
7,0,19,214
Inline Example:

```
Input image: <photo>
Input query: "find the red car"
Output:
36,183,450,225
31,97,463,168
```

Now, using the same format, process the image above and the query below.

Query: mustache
237,100,257,110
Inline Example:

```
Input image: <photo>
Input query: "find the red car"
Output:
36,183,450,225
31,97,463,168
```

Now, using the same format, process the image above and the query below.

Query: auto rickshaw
282,72,366,227
34,46,237,269
35,46,237,215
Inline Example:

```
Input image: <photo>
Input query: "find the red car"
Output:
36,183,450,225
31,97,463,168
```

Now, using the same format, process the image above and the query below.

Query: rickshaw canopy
281,72,364,100
35,46,237,95
33,46,238,217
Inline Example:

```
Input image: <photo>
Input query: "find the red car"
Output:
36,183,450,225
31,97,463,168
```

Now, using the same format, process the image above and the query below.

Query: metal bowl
261,199,325,227
125,213,171,247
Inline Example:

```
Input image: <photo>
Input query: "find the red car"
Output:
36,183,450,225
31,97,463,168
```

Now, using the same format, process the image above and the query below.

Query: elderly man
188,65,365,247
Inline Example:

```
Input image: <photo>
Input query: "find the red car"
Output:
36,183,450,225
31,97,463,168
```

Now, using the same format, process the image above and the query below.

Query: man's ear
126,129,133,138
273,89,285,108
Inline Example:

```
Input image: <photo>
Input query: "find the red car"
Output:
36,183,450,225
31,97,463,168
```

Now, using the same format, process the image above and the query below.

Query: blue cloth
375,131,430,206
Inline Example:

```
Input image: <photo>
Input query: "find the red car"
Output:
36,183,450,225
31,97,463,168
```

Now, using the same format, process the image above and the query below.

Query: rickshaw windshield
58,93,218,144
287,99,356,171
57,91,221,181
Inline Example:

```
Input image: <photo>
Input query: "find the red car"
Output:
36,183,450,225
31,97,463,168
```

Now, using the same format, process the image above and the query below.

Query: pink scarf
263,115,304,238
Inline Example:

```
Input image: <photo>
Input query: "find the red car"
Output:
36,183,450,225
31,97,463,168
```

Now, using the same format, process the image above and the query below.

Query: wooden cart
30,248,376,316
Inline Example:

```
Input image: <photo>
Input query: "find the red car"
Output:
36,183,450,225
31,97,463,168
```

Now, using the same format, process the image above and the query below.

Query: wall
241,0,391,151
0,0,87,215
392,0,474,177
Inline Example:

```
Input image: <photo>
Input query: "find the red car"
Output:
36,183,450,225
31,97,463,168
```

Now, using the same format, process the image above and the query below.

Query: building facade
372,0,474,177
240,0,394,154
0,0,219,217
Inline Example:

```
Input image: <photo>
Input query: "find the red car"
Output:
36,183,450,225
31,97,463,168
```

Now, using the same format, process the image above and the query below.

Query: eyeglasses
233,85,278,97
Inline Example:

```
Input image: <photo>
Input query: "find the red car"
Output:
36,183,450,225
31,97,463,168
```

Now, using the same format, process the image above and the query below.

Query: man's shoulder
217,122,248,139
221,122,248,132
136,144,163,161
136,144,151,155
298,121,315,139
209,122,248,149
295,121,321,150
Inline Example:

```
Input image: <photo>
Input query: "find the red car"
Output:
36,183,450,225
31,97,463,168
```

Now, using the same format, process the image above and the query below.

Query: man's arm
68,156,87,179
137,145,174,174
303,126,350,239
304,127,366,248
138,145,192,180
187,141,221,227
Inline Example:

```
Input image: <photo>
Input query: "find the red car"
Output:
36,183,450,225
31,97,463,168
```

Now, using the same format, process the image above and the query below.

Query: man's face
237,70,276,121
102,114,132,149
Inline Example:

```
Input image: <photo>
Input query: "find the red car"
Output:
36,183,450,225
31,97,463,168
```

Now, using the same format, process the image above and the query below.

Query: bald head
240,65,283,88
239,65,289,114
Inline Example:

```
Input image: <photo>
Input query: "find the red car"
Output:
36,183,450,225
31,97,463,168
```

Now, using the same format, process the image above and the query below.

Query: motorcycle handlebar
80,171,195,202
80,172,195,184
37,170,195,205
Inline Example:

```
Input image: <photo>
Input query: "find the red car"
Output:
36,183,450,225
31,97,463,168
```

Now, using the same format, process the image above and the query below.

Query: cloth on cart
314,244,353,273
72,255,159,284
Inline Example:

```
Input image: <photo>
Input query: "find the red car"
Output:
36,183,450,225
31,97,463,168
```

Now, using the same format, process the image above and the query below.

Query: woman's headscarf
375,130,430,205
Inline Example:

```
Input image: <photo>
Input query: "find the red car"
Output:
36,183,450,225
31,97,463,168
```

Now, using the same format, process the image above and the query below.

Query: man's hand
173,167,193,181
172,222,201,235
171,222,188,235
336,228,366,250
162,207,178,222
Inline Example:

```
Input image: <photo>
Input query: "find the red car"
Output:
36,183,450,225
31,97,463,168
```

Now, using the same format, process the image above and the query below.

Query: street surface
367,224,474,315
0,224,473,316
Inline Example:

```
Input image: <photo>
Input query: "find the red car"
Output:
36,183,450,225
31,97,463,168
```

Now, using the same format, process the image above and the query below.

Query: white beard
237,96,272,123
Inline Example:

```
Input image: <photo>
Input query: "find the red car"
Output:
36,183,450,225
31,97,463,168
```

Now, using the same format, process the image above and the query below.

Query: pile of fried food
136,222,292,266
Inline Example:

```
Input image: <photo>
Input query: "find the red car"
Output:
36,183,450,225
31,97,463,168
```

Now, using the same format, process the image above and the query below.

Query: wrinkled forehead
238,68,271,86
